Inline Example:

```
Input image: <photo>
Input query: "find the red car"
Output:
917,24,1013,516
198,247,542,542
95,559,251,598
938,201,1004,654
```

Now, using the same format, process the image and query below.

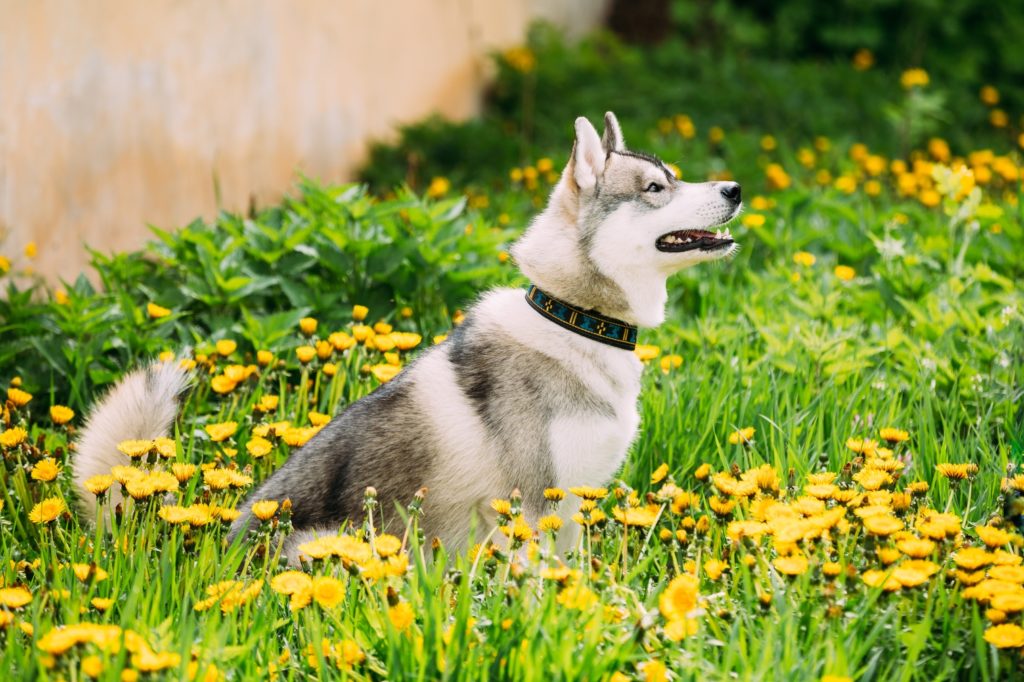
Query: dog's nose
720,182,742,204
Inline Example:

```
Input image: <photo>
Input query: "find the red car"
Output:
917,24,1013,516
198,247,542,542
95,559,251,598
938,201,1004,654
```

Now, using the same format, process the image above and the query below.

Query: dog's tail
72,361,191,520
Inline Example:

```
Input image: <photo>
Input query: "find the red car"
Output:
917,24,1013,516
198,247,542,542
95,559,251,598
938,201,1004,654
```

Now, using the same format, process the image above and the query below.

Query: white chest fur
548,400,640,491
478,289,644,491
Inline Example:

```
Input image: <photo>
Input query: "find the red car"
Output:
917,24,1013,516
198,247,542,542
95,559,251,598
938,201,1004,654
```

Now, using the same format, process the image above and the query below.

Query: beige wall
0,0,607,282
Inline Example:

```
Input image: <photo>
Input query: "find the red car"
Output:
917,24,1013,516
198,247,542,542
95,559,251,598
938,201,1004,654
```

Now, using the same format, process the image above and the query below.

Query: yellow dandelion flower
728,426,755,445
538,515,563,532
793,251,816,267
299,317,318,336
569,486,608,500
659,354,683,373
900,68,929,89
823,562,843,578
651,463,669,484
90,597,114,611
370,364,400,383
897,537,936,558
282,426,321,447
158,505,191,525
147,303,171,319
255,394,279,412
204,422,238,442
246,436,273,458
0,427,28,448
557,583,598,610
31,458,60,482
311,576,345,609
991,593,1024,613
125,478,157,500
980,85,999,106
742,213,766,228
251,500,279,521
214,339,237,356
71,563,108,583
852,48,874,70
634,344,661,362
392,332,422,351
388,601,415,631
984,623,1024,648
834,265,856,281
49,405,74,424
295,346,316,364
544,487,566,501
0,586,32,608
709,497,736,516
572,508,607,527
879,427,909,443
210,375,237,394
612,504,661,527
271,571,313,598
852,468,891,491
326,332,354,353
171,463,196,482
805,483,838,500
953,548,995,570
308,411,330,427
373,533,402,558
426,176,450,198
990,566,1024,583
862,569,902,591
773,554,809,576
84,474,115,495
329,638,364,668
977,525,1013,548
936,463,979,480
659,573,699,621
315,340,333,360
862,514,903,536
29,497,66,523
7,387,32,407
117,439,152,458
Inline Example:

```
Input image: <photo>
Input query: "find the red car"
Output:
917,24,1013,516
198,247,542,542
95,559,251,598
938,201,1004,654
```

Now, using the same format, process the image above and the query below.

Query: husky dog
73,112,740,562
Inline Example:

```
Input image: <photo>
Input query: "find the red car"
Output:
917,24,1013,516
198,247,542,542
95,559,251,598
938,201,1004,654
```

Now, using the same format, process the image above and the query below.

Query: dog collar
525,284,638,351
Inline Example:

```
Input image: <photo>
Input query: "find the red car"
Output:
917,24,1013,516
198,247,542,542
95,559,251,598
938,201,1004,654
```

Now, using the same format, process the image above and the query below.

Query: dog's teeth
715,230,722,239
724,227,731,239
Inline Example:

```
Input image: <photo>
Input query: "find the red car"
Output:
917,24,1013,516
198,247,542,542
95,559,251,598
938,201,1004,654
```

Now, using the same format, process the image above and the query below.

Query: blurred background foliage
361,0,1024,192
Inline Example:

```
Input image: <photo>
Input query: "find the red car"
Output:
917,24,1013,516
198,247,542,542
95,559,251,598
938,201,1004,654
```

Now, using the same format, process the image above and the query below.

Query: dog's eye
645,182,663,193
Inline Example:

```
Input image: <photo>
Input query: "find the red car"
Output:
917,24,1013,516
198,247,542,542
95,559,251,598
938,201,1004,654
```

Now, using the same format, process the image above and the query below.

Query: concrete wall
0,0,607,282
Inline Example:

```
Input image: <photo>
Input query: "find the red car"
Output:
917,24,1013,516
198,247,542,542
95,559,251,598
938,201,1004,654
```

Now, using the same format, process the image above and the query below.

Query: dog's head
512,112,741,328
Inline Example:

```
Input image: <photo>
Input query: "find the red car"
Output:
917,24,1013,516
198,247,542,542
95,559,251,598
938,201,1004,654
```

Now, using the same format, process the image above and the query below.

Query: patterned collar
525,284,638,351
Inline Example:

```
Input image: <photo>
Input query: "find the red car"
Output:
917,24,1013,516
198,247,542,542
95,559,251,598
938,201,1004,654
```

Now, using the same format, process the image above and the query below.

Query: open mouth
655,227,734,253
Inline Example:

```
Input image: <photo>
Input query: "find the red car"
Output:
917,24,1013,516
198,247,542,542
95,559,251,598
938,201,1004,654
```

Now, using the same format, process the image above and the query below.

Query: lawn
2,16,1024,682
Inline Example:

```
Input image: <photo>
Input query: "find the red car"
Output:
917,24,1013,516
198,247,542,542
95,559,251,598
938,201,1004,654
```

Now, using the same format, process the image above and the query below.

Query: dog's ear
601,111,624,153
572,116,605,191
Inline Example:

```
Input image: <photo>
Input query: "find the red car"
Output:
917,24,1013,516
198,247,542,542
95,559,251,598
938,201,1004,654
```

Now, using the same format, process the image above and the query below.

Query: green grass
2,47,1024,682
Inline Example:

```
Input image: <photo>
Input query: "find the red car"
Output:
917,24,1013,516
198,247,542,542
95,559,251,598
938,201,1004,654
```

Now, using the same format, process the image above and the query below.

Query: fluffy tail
72,362,191,520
